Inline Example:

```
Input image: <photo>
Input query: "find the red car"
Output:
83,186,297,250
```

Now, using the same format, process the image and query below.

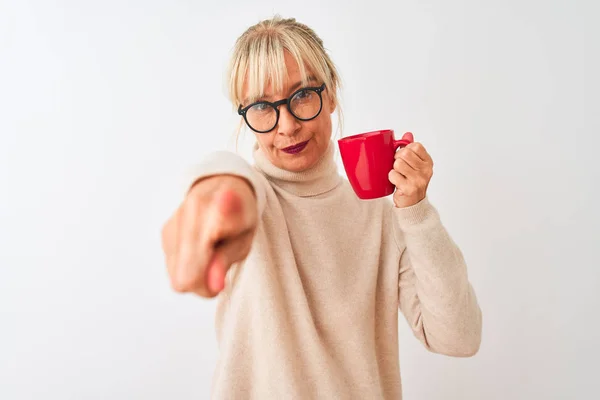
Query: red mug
338,129,414,199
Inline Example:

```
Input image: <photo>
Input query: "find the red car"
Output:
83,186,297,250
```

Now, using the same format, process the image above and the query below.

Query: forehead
241,51,313,104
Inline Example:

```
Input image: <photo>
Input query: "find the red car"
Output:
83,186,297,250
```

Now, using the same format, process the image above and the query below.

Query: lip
281,140,309,154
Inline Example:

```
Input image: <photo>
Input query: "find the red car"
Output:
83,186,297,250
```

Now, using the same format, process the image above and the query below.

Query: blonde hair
227,15,343,143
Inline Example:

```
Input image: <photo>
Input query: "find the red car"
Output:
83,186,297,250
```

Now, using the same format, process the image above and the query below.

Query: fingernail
207,258,226,294
402,132,414,142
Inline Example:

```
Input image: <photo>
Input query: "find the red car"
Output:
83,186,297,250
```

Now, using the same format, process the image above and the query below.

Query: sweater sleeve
181,151,268,216
392,197,482,357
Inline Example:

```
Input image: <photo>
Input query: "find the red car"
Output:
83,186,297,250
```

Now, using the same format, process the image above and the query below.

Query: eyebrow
287,75,318,95
243,76,318,105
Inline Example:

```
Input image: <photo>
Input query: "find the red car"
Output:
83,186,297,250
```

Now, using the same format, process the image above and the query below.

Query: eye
292,89,316,105
251,103,271,113
295,89,312,100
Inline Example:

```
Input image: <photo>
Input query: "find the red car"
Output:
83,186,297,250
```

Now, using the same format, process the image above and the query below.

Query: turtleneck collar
252,141,342,197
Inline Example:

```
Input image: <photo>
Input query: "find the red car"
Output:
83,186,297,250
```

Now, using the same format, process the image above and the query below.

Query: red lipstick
282,140,309,154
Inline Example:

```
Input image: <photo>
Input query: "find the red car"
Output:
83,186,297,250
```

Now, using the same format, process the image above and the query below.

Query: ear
328,92,336,114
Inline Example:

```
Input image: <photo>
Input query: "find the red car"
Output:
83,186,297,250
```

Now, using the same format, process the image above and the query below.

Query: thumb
401,132,414,143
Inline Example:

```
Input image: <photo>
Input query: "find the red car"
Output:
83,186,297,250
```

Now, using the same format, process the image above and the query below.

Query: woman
161,16,482,399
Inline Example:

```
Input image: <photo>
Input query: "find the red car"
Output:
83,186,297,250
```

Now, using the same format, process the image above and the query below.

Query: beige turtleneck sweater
184,141,482,399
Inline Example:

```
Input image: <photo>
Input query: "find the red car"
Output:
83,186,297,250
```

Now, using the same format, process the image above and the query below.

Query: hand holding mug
338,129,434,207
388,132,434,208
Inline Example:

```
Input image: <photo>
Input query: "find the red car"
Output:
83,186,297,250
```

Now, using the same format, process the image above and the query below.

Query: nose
276,105,301,137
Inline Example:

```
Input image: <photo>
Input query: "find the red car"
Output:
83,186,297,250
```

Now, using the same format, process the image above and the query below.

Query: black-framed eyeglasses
238,83,326,133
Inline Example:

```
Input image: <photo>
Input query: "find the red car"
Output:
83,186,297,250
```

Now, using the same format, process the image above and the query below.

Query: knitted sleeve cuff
181,151,267,216
393,196,441,230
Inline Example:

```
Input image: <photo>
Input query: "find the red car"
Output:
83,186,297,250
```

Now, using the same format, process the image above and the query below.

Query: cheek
254,133,274,150
314,114,332,140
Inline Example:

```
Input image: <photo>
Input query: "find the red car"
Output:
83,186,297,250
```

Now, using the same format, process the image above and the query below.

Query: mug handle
393,139,411,148
393,132,414,149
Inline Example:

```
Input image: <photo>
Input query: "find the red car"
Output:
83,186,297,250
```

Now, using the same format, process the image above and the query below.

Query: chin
275,154,310,172
276,143,321,172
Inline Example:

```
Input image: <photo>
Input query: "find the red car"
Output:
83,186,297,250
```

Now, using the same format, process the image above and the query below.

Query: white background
1,0,598,399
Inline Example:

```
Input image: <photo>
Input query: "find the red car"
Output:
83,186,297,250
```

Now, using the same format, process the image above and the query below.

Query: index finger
405,142,432,163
